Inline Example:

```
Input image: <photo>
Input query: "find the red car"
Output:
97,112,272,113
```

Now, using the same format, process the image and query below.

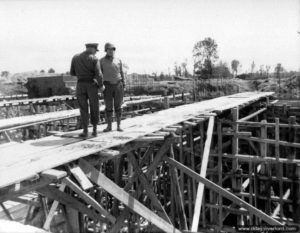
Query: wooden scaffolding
0,92,299,233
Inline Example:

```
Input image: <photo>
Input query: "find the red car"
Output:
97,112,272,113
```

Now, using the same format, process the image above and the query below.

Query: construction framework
0,92,299,233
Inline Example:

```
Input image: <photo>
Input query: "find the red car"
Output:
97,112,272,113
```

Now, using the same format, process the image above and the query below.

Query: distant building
25,74,77,98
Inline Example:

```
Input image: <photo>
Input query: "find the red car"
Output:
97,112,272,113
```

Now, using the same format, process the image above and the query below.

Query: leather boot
79,128,88,137
104,112,112,132
117,121,123,132
116,112,123,132
92,124,98,137
103,122,112,132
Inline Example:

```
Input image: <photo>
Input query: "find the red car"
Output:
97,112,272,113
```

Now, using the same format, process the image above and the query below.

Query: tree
48,68,55,73
265,65,271,78
151,72,157,78
181,60,190,77
174,62,182,76
159,72,165,80
275,63,284,94
213,61,231,78
1,71,9,77
231,60,240,78
40,70,45,73
250,61,255,76
193,37,219,78
259,65,264,77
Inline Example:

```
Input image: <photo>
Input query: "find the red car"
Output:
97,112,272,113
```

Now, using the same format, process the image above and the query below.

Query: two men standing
70,42,125,137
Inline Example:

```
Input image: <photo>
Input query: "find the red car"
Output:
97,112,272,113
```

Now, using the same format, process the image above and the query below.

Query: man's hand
92,78,99,87
99,86,104,93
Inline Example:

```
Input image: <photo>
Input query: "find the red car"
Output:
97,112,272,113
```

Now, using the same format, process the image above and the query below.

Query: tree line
175,37,297,80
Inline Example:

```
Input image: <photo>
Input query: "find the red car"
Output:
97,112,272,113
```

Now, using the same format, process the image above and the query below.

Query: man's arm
70,57,76,76
119,60,125,87
94,59,103,88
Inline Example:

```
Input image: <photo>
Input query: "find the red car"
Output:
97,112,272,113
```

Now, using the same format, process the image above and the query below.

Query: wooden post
293,164,300,223
16,105,21,117
65,207,80,233
231,107,239,192
275,118,284,221
287,117,296,178
113,157,122,216
248,161,253,225
188,125,196,204
43,183,66,230
169,144,188,230
260,120,271,215
163,96,170,109
191,116,215,232
217,120,223,230
179,128,184,206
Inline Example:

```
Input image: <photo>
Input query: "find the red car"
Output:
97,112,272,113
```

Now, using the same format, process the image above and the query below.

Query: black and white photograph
0,0,299,232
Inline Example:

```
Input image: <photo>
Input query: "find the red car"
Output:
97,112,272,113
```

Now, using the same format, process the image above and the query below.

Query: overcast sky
0,0,299,74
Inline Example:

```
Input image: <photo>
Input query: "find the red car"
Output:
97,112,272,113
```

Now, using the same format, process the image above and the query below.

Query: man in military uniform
100,42,125,132
70,43,103,137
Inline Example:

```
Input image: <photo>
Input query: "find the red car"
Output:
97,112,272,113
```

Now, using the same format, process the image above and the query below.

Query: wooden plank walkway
0,92,273,189
0,94,187,131
0,94,160,107
0,94,28,102
0,95,77,107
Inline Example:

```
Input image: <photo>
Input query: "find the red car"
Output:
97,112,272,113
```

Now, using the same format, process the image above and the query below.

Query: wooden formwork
2,92,298,233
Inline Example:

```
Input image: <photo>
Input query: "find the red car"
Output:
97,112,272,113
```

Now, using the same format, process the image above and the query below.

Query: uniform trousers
103,82,123,122
76,81,99,129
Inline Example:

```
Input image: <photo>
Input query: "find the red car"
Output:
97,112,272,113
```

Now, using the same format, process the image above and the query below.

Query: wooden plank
231,107,239,194
210,153,300,164
169,144,188,230
165,157,283,226
43,183,66,230
238,135,300,148
0,136,80,169
0,109,80,131
0,203,14,220
217,120,223,229
79,159,182,233
41,169,67,180
183,121,198,127
70,167,93,190
37,185,108,223
191,116,215,231
9,197,40,207
237,121,300,129
237,108,267,122
0,177,56,203
62,177,116,223
135,136,165,142
0,97,159,131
